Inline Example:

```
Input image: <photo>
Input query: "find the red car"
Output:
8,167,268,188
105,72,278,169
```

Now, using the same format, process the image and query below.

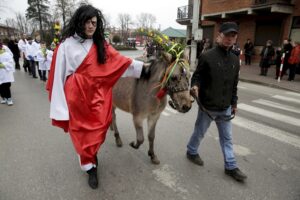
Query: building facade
177,0,300,62
0,24,20,41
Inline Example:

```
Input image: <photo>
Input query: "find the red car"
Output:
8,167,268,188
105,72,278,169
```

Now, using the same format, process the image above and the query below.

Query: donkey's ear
162,52,173,63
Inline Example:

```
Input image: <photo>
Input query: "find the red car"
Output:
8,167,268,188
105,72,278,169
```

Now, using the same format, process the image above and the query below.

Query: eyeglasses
85,20,97,27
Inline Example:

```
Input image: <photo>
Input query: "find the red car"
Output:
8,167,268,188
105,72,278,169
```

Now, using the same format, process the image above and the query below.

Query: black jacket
7,40,20,58
191,45,240,111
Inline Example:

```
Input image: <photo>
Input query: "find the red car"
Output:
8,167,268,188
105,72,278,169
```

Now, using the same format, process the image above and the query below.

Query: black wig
62,4,106,64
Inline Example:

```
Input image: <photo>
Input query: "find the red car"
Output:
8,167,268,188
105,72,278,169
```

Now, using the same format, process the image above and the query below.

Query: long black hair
62,4,106,64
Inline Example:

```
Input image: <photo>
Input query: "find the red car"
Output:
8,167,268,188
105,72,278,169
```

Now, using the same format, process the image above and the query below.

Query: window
255,21,281,46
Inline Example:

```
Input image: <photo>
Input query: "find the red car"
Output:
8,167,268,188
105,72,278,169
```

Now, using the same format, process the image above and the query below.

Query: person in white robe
18,33,30,73
25,37,38,78
36,41,53,81
32,34,42,80
0,42,15,106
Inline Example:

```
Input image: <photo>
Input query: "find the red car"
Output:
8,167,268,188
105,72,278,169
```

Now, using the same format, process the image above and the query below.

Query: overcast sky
1,0,188,30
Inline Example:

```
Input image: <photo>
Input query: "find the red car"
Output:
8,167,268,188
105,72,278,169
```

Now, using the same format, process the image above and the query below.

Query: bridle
165,59,190,95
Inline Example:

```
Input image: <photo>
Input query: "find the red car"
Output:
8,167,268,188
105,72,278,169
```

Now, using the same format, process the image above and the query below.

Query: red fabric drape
47,43,132,165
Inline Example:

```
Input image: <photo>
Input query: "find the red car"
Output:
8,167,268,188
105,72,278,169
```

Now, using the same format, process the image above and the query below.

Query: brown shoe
186,152,204,166
225,168,247,182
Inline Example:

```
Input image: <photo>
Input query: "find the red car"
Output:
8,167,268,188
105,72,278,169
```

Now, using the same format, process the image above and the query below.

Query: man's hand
190,85,199,98
231,104,237,115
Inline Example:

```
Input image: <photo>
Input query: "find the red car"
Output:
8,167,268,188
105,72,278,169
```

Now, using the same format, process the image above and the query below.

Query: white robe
36,49,53,70
0,45,15,84
50,35,143,120
18,39,27,54
24,43,36,61
32,41,41,61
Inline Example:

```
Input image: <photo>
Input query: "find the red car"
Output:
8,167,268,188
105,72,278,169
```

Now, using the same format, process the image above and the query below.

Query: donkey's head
159,49,192,113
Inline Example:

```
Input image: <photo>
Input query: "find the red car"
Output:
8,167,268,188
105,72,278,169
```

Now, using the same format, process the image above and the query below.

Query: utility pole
190,0,202,70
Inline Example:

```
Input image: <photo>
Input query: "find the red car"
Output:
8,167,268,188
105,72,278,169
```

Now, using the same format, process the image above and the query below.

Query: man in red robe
47,5,149,189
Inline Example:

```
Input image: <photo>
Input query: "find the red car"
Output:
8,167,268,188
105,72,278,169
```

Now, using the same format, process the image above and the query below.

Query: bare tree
117,13,133,44
16,12,30,34
136,13,156,30
55,0,74,28
26,0,51,38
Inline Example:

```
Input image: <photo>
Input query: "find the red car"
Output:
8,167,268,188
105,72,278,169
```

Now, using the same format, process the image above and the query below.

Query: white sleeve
49,44,69,120
121,59,143,78
36,51,45,62
2,53,15,72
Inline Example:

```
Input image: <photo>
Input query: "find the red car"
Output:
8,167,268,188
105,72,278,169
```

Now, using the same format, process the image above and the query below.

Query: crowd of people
195,36,299,81
0,33,54,106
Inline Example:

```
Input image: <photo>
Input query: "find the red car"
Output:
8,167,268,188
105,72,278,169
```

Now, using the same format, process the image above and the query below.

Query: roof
161,27,186,38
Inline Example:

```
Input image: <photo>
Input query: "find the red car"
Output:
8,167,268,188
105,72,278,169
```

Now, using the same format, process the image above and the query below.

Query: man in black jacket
7,36,20,70
187,22,247,182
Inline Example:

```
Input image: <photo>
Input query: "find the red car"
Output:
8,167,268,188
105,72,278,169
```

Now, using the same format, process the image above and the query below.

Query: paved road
0,51,299,200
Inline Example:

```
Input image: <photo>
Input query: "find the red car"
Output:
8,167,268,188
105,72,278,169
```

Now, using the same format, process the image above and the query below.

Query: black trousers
0,82,12,99
23,59,31,73
13,56,20,69
245,54,251,65
289,64,296,80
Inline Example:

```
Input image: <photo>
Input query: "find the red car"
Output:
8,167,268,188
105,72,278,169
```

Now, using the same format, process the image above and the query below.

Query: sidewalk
239,64,300,93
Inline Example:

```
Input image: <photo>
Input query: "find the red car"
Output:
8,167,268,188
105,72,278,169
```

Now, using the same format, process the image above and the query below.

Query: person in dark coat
7,36,20,70
275,47,282,79
244,39,254,65
281,39,293,79
259,40,275,76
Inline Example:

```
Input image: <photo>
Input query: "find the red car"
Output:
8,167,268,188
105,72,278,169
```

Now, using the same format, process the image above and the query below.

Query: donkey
111,50,192,164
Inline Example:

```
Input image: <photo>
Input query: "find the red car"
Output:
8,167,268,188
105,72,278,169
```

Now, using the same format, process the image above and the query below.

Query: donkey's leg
147,113,161,164
130,115,144,149
111,107,123,147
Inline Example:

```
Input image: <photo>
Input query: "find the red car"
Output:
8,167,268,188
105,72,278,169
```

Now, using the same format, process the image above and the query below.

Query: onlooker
231,42,241,57
288,41,300,81
259,40,275,76
0,40,15,106
197,38,212,58
244,39,254,65
275,47,283,79
281,39,293,78
7,36,20,70
187,22,247,182
145,41,155,57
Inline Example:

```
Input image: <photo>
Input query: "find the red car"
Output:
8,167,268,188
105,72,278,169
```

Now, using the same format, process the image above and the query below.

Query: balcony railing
177,5,193,20
253,0,292,5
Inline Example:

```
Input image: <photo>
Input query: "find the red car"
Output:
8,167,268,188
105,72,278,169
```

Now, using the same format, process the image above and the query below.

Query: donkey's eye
182,68,187,76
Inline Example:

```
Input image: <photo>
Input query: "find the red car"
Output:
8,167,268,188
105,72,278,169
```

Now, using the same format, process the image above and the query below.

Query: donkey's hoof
151,156,160,165
129,141,139,149
115,138,123,147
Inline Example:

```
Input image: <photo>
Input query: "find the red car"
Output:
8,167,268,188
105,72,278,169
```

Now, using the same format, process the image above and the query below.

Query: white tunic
0,45,15,84
36,49,53,70
18,39,27,54
32,41,41,61
50,35,143,120
24,43,36,60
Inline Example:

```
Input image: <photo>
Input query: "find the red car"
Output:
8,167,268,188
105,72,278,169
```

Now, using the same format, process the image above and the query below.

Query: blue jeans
187,106,237,170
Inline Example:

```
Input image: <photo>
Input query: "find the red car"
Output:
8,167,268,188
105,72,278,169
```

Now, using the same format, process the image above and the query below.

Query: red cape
46,43,131,164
